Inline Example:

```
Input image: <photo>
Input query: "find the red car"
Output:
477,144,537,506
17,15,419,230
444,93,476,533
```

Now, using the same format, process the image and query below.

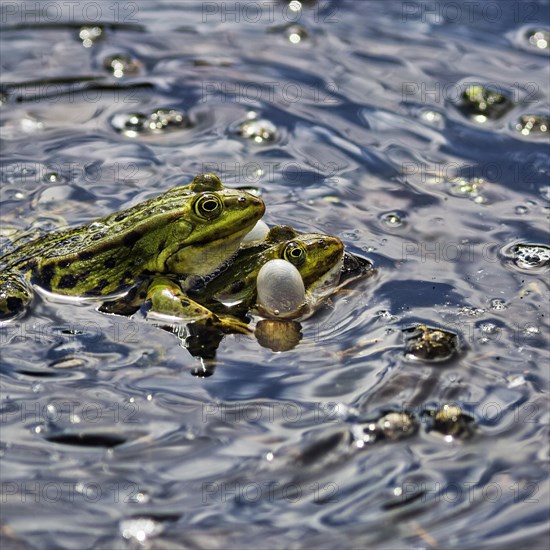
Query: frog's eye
283,242,306,266
194,194,223,219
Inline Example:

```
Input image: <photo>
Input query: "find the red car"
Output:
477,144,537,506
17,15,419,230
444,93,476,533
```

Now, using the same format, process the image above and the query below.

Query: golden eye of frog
0,173,265,321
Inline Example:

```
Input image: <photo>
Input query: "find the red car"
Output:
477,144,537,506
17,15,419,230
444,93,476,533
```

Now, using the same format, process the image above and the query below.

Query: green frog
128,226,372,334
0,174,265,322
188,225,345,318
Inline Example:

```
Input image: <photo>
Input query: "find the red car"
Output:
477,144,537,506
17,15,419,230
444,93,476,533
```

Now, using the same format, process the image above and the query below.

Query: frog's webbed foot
0,273,33,322
98,282,148,316
145,276,253,336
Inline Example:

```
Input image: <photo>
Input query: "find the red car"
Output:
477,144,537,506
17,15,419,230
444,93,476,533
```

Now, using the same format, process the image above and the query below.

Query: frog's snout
237,192,265,213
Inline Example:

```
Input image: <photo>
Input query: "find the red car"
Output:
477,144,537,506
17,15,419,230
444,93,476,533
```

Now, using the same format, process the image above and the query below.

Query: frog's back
0,173,266,321
3,186,197,297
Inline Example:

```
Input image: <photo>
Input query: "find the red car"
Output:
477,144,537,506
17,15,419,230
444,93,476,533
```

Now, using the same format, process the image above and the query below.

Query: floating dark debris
457,84,514,121
236,114,278,143
424,404,475,440
45,432,129,448
351,411,419,447
402,324,460,362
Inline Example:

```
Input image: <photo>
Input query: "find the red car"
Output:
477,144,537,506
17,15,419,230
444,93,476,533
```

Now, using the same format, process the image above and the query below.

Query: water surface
1,1,549,548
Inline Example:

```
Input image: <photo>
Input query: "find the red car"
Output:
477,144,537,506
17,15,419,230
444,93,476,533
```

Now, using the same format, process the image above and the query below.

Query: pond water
1,1,549,548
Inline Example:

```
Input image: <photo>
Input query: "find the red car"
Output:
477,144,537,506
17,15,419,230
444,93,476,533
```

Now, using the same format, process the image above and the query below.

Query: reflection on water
1,1,549,548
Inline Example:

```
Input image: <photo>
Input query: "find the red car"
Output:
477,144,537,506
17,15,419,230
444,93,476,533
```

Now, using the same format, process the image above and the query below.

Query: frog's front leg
145,276,252,335
0,273,33,321
99,281,149,316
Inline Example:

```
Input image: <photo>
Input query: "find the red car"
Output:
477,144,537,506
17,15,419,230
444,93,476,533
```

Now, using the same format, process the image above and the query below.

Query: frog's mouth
307,252,345,302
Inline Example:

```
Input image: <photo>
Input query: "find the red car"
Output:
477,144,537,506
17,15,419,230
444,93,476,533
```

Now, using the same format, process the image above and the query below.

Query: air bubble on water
79,26,103,48
458,307,485,317
507,374,526,388
479,322,500,344
341,230,360,241
421,110,443,124
147,109,187,130
137,491,150,503
480,323,499,334
128,490,150,504
46,404,57,419
515,205,529,215
44,173,59,183
20,118,44,133
526,29,549,50
377,310,397,321
512,244,550,270
111,109,188,137
287,24,308,44
103,54,141,78
524,325,540,336
380,211,404,228
449,177,486,202
515,114,549,136
334,403,349,419
236,117,278,143
490,299,507,310
111,113,147,136
120,517,163,542
288,1,302,12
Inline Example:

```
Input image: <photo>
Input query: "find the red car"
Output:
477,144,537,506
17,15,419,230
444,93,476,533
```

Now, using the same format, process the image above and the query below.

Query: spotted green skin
191,225,344,315
141,225,345,333
0,174,265,321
